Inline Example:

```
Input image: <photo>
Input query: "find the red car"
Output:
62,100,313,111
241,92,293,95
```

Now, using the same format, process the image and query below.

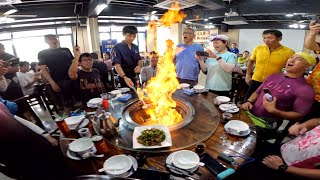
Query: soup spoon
178,158,205,166
98,166,125,172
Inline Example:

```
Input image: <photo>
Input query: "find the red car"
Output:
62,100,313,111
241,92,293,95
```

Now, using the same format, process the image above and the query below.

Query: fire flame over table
137,2,187,126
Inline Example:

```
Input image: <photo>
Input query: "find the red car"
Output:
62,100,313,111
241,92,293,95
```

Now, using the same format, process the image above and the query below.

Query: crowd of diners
0,21,319,179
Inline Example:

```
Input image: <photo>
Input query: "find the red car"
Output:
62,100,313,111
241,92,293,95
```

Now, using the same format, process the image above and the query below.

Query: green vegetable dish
137,128,166,146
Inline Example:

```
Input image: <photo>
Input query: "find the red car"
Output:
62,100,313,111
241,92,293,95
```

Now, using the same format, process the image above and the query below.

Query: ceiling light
286,14,294,17
204,19,208,21
209,22,213,24
291,23,298,28
3,9,18,15
98,3,108,12
300,24,306,28
205,25,209,29
265,0,272,1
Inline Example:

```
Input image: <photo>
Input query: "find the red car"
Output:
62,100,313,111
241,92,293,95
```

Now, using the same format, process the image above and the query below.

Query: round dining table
60,90,257,180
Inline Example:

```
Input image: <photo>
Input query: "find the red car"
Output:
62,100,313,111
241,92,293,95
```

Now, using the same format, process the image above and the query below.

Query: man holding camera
0,43,15,62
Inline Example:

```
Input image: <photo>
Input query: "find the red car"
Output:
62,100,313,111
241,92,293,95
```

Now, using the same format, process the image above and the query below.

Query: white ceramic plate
66,148,97,160
65,115,86,130
110,90,122,95
224,120,250,136
88,98,102,104
103,155,132,175
105,155,138,178
219,104,239,113
132,125,172,149
120,87,130,93
172,150,200,170
215,96,231,103
166,152,199,174
180,83,190,89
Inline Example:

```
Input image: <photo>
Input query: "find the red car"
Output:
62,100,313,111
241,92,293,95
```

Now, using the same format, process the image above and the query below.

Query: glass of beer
92,135,109,154
55,118,70,136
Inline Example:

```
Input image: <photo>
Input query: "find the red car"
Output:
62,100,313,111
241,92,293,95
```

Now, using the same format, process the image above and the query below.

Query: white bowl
224,120,250,136
180,83,190,89
103,155,132,175
172,150,200,170
193,85,205,93
65,115,85,130
215,96,231,104
69,137,95,156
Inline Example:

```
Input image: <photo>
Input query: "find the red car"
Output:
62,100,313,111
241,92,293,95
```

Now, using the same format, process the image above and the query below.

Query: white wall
239,29,305,53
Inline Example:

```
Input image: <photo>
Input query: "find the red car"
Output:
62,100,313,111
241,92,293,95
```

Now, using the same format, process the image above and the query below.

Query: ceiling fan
133,11,164,21
0,4,37,22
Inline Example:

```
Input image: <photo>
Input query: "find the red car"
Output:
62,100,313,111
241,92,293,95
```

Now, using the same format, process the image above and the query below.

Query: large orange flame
140,2,187,126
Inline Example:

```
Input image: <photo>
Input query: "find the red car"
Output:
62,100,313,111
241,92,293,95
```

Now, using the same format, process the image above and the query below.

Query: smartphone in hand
307,15,320,24
196,51,209,57
263,88,273,102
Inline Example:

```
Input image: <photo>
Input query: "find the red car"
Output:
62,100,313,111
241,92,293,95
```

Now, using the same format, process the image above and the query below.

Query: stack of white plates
101,155,138,177
224,120,250,136
219,103,239,113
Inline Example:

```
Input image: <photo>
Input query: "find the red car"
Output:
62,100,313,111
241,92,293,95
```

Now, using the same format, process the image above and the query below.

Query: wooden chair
13,95,44,128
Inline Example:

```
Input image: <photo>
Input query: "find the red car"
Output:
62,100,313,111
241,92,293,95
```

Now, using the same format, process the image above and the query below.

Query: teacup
214,98,221,105
78,128,91,138
222,112,232,124
69,137,96,157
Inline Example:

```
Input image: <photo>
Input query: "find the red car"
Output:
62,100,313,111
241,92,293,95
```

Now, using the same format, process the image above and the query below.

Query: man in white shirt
16,61,39,95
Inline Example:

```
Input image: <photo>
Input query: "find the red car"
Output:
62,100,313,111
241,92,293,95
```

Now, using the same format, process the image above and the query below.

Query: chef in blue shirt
112,26,143,88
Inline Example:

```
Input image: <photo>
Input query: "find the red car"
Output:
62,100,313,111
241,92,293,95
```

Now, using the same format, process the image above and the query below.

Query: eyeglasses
82,58,93,62
182,32,194,35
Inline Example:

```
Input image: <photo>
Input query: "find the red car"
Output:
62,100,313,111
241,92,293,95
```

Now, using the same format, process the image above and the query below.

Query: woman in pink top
263,118,320,179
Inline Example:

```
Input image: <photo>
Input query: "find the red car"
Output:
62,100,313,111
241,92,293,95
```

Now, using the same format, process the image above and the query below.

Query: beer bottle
135,73,140,88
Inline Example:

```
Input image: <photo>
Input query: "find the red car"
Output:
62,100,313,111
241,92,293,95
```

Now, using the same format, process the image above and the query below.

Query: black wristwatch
216,57,222,61
278,164,288,172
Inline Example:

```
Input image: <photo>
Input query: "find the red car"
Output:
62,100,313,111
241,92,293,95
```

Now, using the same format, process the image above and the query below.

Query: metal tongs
131,86,148,109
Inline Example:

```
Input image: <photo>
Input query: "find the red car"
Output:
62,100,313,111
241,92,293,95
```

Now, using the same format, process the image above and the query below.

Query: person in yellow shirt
304,21,320,119
244,29,295,101
238,51,249,65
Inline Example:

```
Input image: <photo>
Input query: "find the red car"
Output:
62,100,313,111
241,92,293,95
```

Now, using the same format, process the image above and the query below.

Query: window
57,27,72,35
99,26,147,52
138,32,146,52
6,27,73,63
99,32,111,41
0,40,14,55
0,32,11,40
58,35,73,53
13,36,47,62
111,32,123,44
12,29,56,38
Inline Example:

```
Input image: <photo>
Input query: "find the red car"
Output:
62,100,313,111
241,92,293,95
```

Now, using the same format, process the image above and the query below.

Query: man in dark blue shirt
230,43,239,54
112,26,143,88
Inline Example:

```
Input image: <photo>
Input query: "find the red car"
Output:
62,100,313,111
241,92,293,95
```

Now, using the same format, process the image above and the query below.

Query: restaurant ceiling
0,0,319,29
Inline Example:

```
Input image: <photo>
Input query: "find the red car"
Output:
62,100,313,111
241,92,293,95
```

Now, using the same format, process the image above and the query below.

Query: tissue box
183,89,195,96
117,94,132,102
